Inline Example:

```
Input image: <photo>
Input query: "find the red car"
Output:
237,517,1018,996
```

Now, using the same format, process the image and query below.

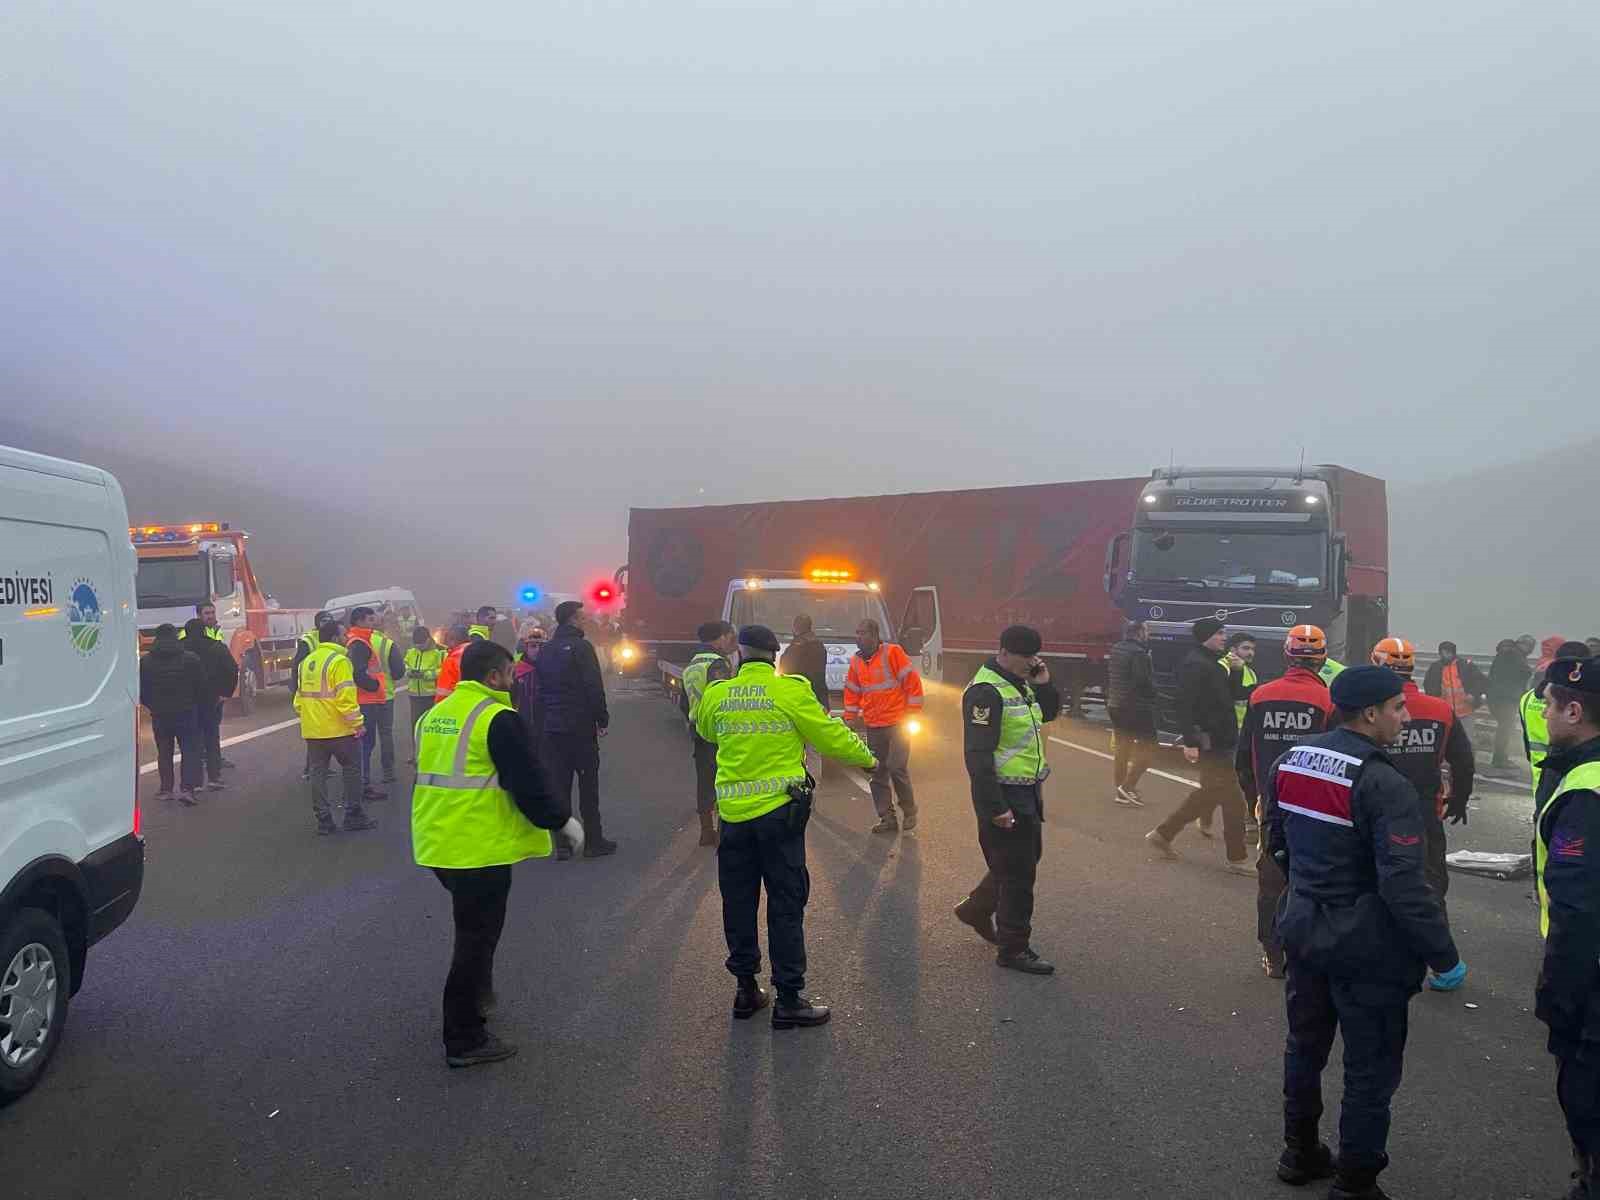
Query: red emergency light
589,580,617,608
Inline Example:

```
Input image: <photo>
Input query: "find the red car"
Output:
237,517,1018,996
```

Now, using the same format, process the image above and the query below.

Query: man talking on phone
954,625,1063,975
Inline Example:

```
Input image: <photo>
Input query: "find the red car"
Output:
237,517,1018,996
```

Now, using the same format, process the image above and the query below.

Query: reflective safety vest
1522,688,1551,791
1319,658,1346,686
1440,661,1475,719
1535,760,1600,938
468,624,492,642
372,631,397,696
412,680,552,868
298,628,320,655
683,651,726,720
404,646,445,696
435,642,466,702
181,625,225,643
970,665,1050,785
1223,658,1258,728
695,660,875,823
345,627,388,704
296,643,363,739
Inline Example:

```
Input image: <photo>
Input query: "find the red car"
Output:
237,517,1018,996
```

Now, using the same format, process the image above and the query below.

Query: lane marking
139,717,301,775
1048,736,1200,789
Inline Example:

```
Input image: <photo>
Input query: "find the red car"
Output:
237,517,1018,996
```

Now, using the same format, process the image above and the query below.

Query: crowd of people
137,603,239,804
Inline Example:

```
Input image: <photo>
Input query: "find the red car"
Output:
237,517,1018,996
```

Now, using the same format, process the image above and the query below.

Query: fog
4,1,1597,644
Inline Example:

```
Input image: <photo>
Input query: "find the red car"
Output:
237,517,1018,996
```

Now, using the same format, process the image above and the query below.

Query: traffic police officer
1236,624,1335,979
1534,657,1600,1198
412,640,583,1068
1265,665,1463,1199
695,624,876,1028
954,625,1063,975
684,620,737,847
1526,642,1594,792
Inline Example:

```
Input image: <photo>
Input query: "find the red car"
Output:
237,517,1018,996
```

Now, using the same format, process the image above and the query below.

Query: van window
212,554,236,598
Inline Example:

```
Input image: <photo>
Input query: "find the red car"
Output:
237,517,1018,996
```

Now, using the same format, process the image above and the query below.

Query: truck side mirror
1103,531,1131,596
1332,535,1350,596
901,628,926,655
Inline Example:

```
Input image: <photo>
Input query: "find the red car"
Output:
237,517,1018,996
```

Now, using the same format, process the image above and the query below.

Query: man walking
1106,619,1157,806
139,623,206,806
183,617,239,792
1236,624,1335,978
346,606,405,801
685,620,737,847
296,619,376,836
954,625,1063,975
1146,618,1253,875
844,617,924,834
536,601,615,857
1264,666,1464,1198
414,640,584,1067
1532,657,1600,1198
696,625,876,1027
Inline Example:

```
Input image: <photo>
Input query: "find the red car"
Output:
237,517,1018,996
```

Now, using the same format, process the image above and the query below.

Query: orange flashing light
808,568,853,582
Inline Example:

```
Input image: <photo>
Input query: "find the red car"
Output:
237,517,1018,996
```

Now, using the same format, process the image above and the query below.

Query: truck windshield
730,589,888,640
1133,530,1326,590
136,557,210,608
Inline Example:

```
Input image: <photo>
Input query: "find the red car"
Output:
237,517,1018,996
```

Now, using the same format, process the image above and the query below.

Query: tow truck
642,566,897,717
131,522,319,713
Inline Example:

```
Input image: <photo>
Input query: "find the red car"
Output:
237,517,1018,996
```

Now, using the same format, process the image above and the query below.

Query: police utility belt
785,772,817,835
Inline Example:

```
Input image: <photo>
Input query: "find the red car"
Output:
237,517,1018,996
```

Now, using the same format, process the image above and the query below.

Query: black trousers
409,693,435,731
1257,838,1287,957
718,806,808,993
151,710,203,793
432,865,512,1054
1422,802,1450,917
968,793,1043,953
1283,958,1410,1173
1157,751,1248,862
1557,1050,1600,1157
544,732,603,839
196,701,224,783
692,735,718,815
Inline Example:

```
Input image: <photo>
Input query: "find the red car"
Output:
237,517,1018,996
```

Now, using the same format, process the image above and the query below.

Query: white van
0,445,144,1104
323,587,425,634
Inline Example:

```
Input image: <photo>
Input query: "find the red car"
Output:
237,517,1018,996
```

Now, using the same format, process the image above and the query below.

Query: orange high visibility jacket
843,643,924,727
344,627,389,704
434,642,467,702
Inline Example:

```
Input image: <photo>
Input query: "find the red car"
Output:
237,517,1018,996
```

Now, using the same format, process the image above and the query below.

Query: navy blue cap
1547,658,1599,696
1330,664,1405,710
738,624,780,653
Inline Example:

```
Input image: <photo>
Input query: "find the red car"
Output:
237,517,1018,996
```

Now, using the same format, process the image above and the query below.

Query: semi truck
622,465,1387,720
131,522,319,713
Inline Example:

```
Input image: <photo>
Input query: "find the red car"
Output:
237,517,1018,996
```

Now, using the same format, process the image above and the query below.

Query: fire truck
131,522,319,713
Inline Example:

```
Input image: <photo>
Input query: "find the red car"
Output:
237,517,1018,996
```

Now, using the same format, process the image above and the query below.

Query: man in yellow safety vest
296,619,376,837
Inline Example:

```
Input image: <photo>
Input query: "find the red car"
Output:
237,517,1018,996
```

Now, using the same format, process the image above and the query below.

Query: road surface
1,679,1565,1198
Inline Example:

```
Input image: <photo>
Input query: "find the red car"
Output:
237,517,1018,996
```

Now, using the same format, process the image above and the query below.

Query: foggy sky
4,0,1598,611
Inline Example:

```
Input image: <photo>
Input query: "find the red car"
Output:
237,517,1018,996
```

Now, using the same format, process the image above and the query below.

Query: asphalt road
1,679,1569,1199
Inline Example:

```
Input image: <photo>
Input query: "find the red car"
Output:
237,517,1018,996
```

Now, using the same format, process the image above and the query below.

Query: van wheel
0,909,71,1106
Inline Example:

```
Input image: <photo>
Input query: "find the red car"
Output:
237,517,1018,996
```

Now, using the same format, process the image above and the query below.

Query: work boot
315,817,338,837
772,993,831,1029
445,1035,519,1069
901,808,919,832
997,947,1055,975
954,897,999,944
1144,829,1181,860
732,976,770,1020
1329,1157,1391,1200
584,837,618,858
343,812,378,832
698,810,719,847
871,816,899,835
1276,1122,1334,1185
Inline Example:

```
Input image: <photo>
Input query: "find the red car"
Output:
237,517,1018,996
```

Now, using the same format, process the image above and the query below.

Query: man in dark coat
1106,619,1157,806
139,624,207,804
1487,638,1532,769
184,617,239,792
779,614,830,711
535,601,615,857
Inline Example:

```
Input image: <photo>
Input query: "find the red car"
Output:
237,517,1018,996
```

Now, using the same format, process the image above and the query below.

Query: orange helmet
1284,624,1327,662
1371,636,1415,674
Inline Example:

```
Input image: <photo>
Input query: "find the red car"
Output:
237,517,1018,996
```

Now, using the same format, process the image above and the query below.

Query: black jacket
1535,735,1600,1052
1106,638,1156,730
1487,650,1531,709
1177,645,1237,751
779,635,829,711
1265,727,1459,992
348,635,406,696
185,634,239,705
485,708,572,830
139,640,206,717
962,658,1062,821
1423,656,1487,704
535,624,610,737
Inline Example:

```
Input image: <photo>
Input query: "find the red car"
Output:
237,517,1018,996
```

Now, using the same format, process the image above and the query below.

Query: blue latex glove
1427,961,1468,991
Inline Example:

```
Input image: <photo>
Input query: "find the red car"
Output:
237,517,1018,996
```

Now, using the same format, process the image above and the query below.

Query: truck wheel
0,908,72,1106
232,656,259,717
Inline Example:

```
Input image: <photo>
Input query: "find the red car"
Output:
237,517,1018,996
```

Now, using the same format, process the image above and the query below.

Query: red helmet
1370,636,1416,674
1285,624,1327,662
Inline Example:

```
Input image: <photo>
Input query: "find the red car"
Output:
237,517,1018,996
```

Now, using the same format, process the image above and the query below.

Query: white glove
560,816,585,857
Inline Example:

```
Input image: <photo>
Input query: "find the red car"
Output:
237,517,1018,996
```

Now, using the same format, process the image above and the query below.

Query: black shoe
871,817,899,835
315,819,338,837
772,994,831,1029
343,814,378,832
997,947,1055,975
901,809,919,832
732,978,770,1020
1329,1162,1391,1200
556,844,573,861
954,897,999,944
584,837,618,858
1277,1140,1334,1185
445,1036,519,1068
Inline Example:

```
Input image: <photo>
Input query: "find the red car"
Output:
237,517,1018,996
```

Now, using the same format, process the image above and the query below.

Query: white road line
1048,736,1199,789
139,717,301,775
